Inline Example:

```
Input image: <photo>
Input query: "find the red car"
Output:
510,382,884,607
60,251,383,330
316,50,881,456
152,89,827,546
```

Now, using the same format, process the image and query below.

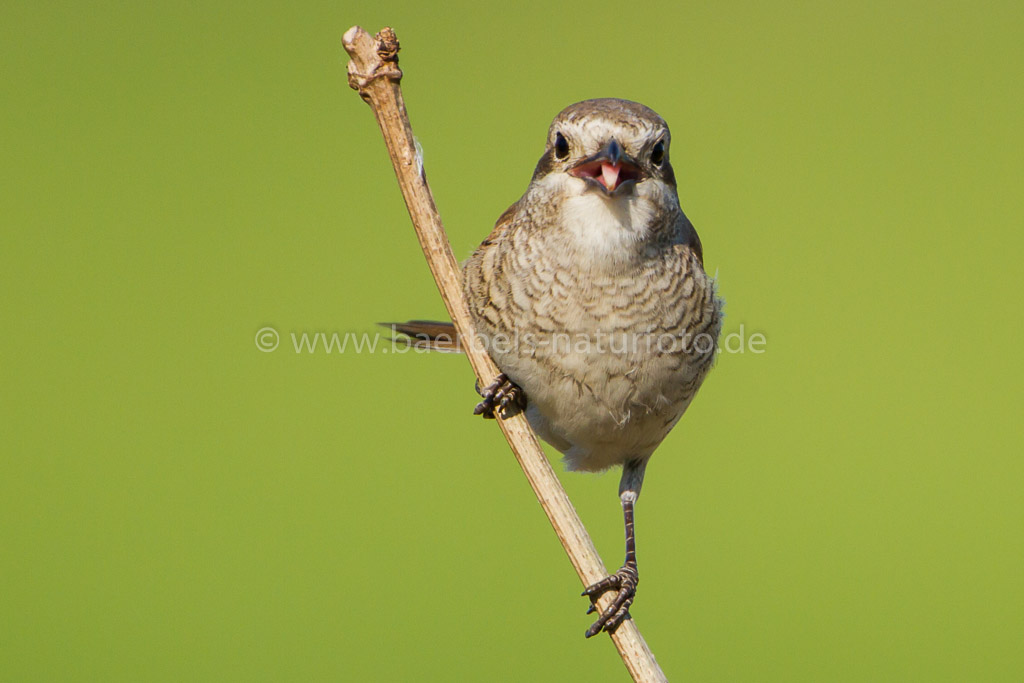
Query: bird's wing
461,199,522,338
676,212,704,266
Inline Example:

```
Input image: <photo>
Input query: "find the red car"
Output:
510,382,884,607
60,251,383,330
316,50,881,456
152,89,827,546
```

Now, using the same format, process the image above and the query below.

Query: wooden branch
342,26,668,682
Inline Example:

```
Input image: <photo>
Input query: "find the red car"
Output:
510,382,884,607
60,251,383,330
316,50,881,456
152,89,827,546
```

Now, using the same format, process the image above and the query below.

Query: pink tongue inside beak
600,162,621,191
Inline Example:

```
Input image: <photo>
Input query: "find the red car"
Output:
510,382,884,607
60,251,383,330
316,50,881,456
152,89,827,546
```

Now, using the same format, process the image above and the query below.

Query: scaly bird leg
583,458,648,637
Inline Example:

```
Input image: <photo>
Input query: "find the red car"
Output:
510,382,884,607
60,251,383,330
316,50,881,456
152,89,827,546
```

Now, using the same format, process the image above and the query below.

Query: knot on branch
376,27,400,63
345,26,403,100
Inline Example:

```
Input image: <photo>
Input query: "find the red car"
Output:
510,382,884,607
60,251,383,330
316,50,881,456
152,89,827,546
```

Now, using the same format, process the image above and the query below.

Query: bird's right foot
582,561,638,637
473,373,525,419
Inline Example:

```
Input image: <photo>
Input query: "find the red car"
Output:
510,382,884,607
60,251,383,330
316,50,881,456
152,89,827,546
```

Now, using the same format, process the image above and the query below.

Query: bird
389,98,722,638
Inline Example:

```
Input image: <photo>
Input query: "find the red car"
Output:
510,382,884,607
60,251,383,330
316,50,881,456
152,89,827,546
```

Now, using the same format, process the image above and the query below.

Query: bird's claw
473,373,525,419
582,563,638,637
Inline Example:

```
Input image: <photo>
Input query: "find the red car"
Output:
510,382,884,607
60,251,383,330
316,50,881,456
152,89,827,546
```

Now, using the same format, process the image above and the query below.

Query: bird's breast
462,190,721,470
487,245,720,469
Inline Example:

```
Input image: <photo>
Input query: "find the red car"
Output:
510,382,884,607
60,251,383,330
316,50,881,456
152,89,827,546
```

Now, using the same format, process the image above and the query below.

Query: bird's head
532,98,675,199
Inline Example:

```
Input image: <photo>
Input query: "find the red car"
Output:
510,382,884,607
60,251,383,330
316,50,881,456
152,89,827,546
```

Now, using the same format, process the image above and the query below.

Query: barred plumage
463,101,722,475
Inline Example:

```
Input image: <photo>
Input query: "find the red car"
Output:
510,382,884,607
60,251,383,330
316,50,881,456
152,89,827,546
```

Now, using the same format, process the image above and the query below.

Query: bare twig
342,25,668,682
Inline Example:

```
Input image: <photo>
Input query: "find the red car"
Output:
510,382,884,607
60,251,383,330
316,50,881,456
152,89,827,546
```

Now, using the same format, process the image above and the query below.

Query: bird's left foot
473,373,525,419
582,561,638,637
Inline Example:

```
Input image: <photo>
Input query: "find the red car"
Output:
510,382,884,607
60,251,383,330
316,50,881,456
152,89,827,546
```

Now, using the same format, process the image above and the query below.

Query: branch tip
342,25,363,48
344,25,403,96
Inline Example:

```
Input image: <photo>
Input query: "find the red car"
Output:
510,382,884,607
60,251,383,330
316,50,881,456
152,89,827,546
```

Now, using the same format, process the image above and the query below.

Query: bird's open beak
569,138,643,196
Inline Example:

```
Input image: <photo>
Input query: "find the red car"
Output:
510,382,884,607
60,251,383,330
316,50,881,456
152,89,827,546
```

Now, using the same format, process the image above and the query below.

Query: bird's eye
554,132,570,160
651,140,665,166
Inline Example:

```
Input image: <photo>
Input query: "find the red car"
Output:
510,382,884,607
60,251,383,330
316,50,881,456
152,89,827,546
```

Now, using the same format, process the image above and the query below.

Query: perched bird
392,98,722,637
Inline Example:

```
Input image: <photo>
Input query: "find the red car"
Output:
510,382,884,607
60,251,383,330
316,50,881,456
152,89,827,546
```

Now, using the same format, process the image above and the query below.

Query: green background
3,1,1022,680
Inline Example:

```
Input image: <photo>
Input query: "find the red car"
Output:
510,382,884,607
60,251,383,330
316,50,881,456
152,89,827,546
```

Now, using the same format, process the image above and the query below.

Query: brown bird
391,98,722,637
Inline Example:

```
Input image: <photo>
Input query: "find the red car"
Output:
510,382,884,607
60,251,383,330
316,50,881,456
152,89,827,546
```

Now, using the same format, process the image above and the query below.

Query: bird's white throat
537,174,658,257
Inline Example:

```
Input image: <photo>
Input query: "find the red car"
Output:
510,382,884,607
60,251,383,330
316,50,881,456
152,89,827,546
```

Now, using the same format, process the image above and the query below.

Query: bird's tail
379,320,464,353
